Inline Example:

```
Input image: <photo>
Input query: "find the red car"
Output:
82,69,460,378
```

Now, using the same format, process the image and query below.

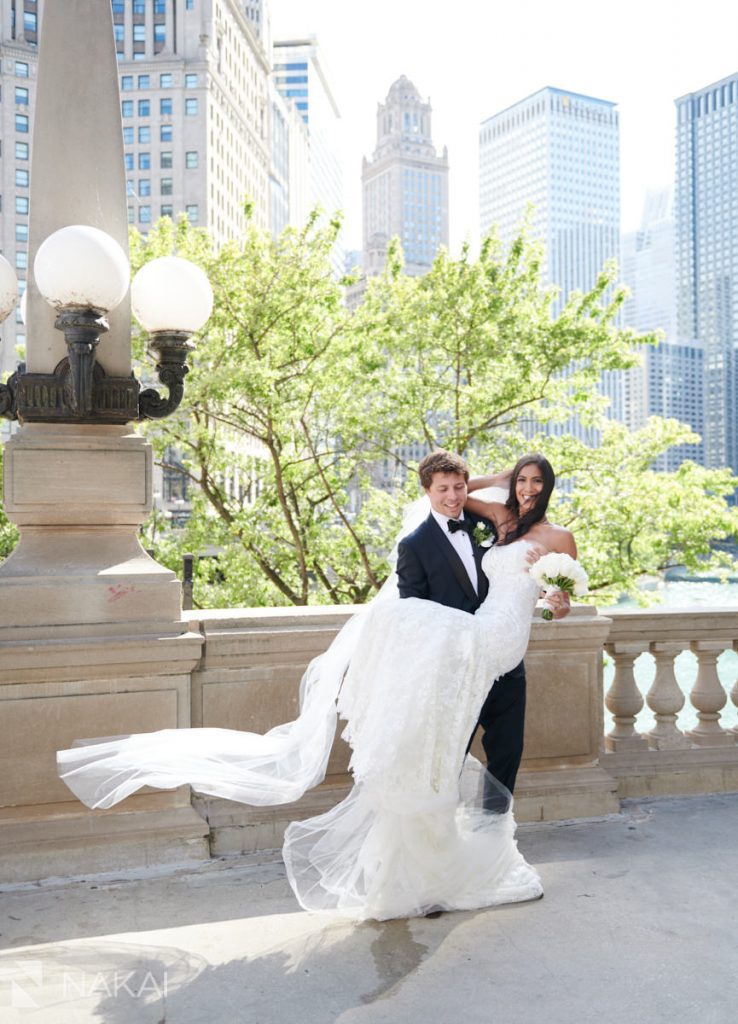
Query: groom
396,450,549,806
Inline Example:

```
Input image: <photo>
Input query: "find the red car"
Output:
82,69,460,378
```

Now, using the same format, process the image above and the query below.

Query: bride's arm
464,495,506,524
467,469,512,493
465,469,511,523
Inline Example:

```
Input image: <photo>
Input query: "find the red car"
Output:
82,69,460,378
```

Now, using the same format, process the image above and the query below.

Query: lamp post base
0,423,184,639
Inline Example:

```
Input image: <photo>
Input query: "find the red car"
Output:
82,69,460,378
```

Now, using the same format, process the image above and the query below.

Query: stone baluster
687,641,735,746
645,643,690,749
604,643,649,752
732,668,738,737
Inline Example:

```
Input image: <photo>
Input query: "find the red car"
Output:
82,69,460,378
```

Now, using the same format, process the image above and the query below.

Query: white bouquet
529,552,588,621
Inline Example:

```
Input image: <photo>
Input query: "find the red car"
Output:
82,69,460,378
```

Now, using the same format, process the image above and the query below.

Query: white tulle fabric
284,540,542,918
58,515,543,919
57,498,428,813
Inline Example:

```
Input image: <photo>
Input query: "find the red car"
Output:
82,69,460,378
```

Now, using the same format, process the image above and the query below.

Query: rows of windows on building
120,69,201,227
1,8,732,478
478,86,621,448
0,1,328,378
477,84,714,467
3,53,34,357
273,60,309,122
0,3,330,265
360,75,449,282
675,72,738,473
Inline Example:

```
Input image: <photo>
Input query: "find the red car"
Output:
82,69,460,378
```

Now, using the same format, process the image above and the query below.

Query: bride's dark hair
500,454,555,546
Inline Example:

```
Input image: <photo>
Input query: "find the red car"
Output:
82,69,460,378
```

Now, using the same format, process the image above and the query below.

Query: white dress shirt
430,509,478,594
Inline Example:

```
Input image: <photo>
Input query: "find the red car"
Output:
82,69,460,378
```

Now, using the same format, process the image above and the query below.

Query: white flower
472,522,496,548
529,552,589,597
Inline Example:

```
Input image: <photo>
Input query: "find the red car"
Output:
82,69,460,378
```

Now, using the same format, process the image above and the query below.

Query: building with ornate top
361,75,449,277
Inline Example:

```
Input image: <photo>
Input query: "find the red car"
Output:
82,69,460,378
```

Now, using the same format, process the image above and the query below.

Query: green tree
540,418,738,603
133,213,406,607
352,232,642,467
0,441,19,561
129,216,737,608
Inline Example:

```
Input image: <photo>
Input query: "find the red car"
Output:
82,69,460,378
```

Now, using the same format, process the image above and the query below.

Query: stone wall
2,602,738,883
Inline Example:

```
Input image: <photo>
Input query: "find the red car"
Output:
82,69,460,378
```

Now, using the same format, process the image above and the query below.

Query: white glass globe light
34,225,130,313
131,256,213,333
0,254,19,323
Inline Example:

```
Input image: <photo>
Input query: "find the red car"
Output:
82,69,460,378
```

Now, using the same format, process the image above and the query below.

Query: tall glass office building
479,87,619,313
675,73,738,472
273,36,343,271
479,86,620,435
621,189,703,471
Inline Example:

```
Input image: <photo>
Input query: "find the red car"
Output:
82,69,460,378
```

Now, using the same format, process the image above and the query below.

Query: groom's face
426,472,468,519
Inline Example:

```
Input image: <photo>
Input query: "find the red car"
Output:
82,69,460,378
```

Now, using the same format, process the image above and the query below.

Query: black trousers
467,659,527,799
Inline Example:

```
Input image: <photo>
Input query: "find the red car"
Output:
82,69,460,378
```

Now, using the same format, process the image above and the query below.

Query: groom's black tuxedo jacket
396,511,493,613
397,509,526,796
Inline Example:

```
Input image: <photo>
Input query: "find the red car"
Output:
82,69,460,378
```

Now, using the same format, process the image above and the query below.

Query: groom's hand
525,544,545,566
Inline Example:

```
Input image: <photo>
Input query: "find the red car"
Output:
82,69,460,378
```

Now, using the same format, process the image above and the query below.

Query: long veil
57,497,432,811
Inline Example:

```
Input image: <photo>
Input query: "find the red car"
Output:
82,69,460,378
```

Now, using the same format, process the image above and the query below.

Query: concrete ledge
515,765,620,822
193,780,352,857
602,745,738,799
0,797,210,883
194,764,622,856
0,631,204,684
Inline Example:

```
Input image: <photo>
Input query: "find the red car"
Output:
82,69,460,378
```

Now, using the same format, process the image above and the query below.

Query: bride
58,451,578,921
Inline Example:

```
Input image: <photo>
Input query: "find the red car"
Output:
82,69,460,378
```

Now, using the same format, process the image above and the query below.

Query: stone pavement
0,792,736,1024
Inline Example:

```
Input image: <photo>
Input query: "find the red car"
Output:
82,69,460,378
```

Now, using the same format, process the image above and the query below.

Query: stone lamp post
0,0,213,881
0,24,214,639
0,230,212,637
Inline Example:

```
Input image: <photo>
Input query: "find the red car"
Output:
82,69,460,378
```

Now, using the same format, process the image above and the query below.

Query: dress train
58,538,543,919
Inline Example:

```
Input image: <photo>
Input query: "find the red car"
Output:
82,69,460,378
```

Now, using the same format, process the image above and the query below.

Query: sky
271,0,738,255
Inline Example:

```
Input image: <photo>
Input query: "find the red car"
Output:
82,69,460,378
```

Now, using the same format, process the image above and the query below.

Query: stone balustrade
2,601,738,883
603,606,738,798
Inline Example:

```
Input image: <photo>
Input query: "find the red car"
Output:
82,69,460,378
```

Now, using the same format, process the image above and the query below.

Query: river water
601,579,738,734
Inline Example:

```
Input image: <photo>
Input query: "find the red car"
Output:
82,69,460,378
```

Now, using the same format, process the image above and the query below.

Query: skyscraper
621,189,703,470
269,83,310,239
675,72,738,471
479,86,620,434
361,75,449,277
273,35,343,254
480,87,619,310
0,0,274,378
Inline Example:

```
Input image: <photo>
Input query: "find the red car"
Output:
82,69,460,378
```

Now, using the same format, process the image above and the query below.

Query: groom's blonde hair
418,450,469,490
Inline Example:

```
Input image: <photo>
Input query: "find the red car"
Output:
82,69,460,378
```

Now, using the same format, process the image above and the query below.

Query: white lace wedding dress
58,539,543,920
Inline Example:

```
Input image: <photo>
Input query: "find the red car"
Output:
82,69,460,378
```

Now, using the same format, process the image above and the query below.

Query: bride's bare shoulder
539,522,577,556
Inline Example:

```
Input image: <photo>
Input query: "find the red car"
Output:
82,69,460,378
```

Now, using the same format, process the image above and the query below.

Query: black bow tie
447,518,472,535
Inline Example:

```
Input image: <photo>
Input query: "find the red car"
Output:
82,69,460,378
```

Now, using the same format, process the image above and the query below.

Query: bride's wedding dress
58,539,543,920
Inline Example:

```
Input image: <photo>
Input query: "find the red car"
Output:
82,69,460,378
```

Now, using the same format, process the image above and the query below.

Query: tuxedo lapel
473,541,489,601
427,515,478,604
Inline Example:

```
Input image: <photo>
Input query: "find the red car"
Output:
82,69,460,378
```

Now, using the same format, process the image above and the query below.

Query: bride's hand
546,590,571,619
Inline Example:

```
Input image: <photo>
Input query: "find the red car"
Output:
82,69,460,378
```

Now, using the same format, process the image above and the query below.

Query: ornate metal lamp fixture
0,224,213,425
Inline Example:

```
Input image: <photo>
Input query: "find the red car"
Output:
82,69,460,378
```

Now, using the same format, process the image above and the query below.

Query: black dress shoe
424,909,443,918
